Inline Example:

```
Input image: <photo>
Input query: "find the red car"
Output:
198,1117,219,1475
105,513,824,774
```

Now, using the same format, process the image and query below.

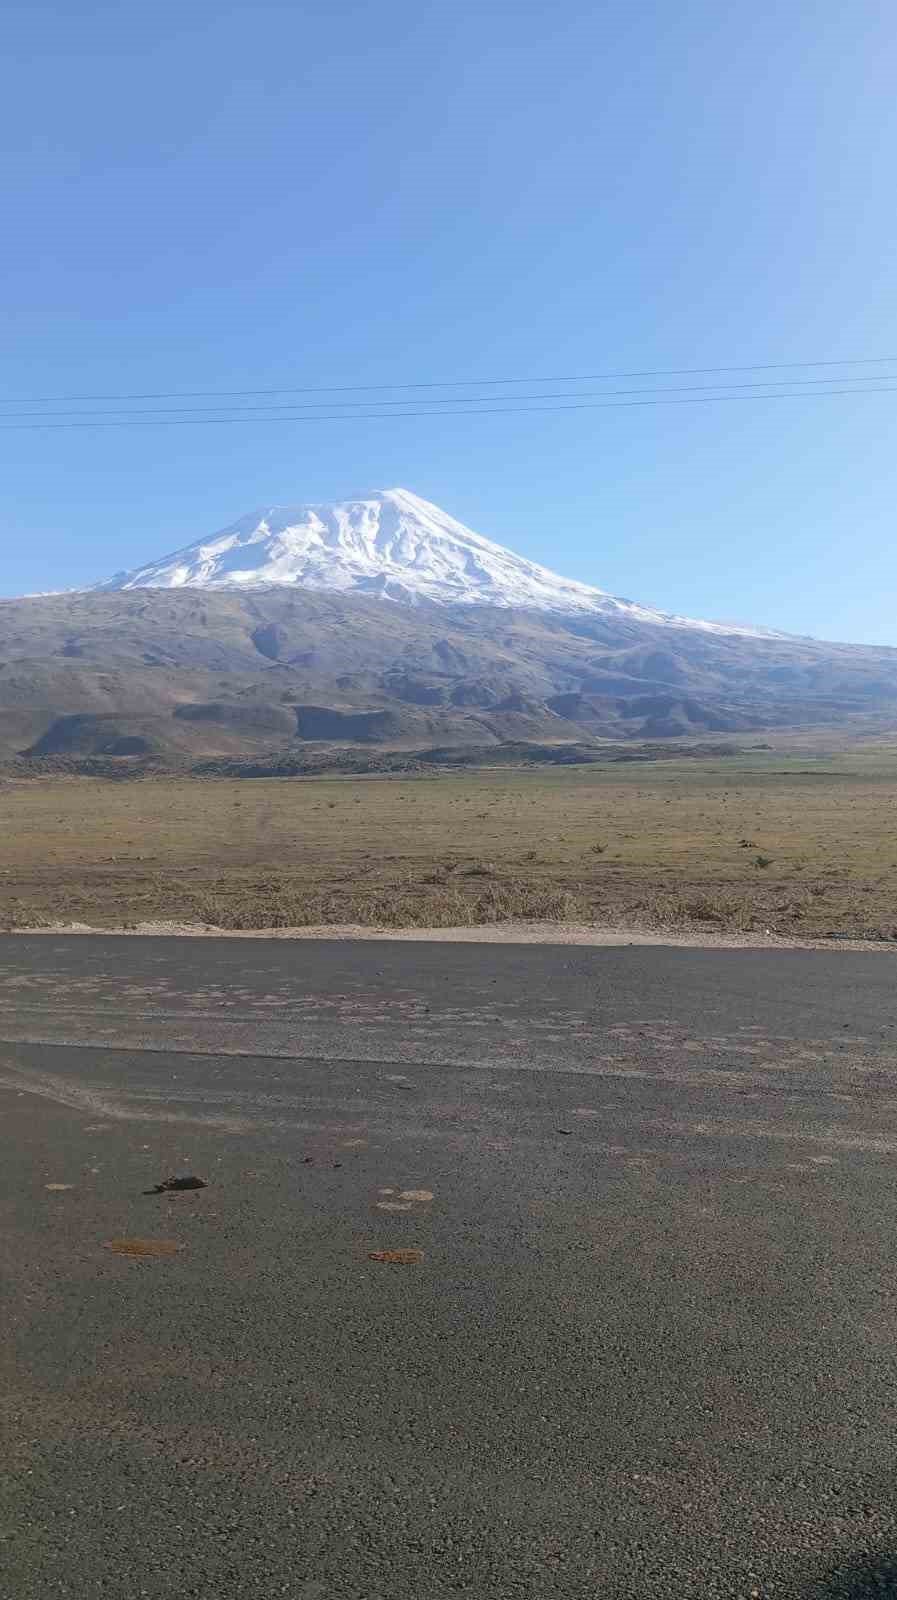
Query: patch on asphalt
104,1238,183,1258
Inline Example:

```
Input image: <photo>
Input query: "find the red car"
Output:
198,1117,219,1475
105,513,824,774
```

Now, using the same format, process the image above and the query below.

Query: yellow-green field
3,749,897,936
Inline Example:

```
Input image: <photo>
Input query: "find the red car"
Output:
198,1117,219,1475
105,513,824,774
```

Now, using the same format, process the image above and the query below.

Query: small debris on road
377,1201,413,1212
104,1238,182,1258
556,1128,573,1136
368,1249,423,1265
45,1183,74,1192
302,1156,315,1164
144,1175,207,1194
399,1189,434,1202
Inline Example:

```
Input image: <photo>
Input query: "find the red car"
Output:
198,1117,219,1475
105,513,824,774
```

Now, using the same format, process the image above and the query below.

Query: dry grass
2,747,897,936
193,879,581,931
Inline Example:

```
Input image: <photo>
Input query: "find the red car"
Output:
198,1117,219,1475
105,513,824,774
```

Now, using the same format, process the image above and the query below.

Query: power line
4,372,897,421
3,355,897,407
2,385,897,429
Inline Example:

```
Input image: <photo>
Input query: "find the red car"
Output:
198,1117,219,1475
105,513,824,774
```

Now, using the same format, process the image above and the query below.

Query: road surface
2,935,897,1598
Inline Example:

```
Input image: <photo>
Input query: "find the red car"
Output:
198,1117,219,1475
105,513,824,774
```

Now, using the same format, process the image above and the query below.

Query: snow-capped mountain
93,487,773,639
10,489,897,760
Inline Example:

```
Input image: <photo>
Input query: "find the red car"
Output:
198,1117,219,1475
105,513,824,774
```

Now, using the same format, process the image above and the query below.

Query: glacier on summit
93,486,774,638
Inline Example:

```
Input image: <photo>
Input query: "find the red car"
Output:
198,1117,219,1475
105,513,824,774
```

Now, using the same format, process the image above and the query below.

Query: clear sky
3,0,896,642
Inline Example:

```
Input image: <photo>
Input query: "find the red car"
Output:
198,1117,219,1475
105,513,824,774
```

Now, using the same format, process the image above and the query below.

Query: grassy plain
2,748,897,936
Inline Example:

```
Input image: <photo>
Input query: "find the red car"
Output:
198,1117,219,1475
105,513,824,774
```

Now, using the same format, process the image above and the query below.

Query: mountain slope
92,487,774,638
3,585,897,763
5,485,896,763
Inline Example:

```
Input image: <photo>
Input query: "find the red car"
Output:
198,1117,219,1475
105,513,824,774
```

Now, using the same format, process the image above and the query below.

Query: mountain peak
90,486,775,638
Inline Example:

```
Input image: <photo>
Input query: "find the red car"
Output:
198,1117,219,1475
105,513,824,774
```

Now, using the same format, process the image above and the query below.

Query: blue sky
2,0,896,642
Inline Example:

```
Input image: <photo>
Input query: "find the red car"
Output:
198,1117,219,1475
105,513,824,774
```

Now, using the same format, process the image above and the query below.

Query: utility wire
4,372,897,420
2,385,897,429
3,355,897,407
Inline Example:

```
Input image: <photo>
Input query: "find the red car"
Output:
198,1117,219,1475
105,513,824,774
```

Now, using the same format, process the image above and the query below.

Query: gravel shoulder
8,917,897,952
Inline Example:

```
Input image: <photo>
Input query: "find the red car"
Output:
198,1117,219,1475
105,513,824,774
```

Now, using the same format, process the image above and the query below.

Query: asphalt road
3,935,897,1598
